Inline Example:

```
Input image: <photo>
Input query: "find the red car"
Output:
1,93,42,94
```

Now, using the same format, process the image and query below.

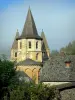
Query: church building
10,7,50,83
10,8,75,99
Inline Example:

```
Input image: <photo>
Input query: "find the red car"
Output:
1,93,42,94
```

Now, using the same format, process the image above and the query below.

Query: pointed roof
17,7,42,40
11,29,19,49
41,30,50,50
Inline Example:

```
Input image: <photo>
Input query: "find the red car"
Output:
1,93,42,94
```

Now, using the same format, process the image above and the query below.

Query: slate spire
41,30,49,50
12,29,19,49
18,7,42,40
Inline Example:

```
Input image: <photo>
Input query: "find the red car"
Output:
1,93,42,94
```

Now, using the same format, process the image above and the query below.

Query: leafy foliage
51,50,59,56
0,60,15,87
0,56,17,100
60,41,75,55
30,83,55,100
5,83,56,100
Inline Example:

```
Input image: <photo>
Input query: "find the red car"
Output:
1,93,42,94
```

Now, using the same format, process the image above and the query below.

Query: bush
0,58,16,100
30,83,55,100
5,82,56,100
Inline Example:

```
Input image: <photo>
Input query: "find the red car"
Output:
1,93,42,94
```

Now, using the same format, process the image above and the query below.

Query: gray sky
0,0,75,56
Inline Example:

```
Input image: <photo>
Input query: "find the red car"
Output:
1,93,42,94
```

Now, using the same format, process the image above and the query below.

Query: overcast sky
0,0,75,55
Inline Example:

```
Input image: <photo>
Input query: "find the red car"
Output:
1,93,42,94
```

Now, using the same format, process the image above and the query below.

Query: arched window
36,53,38,60
20,42,22,49
36,41,38,49
29,41,31,48
15,52,17,57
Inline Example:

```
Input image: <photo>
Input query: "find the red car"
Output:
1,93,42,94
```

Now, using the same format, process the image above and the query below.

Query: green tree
0,56,16,100
60,41,75,55
9,83,31,100
4,82,56,100
51,50,59,56
30,83,55,100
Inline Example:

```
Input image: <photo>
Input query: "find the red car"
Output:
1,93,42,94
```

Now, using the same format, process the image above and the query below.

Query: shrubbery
4,82,56,100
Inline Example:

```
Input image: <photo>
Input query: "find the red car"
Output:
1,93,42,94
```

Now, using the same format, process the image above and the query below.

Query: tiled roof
17,7,42,40
40,55,75,82
17,58,43,66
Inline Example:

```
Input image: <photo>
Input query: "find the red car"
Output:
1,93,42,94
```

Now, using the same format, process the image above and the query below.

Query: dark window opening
29,41,31,48
15,52,17,57
36,41,38,49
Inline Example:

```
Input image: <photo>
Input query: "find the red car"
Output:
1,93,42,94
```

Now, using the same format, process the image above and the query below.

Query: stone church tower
11,7,42,63
11,7,50,83
11,29,19,61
